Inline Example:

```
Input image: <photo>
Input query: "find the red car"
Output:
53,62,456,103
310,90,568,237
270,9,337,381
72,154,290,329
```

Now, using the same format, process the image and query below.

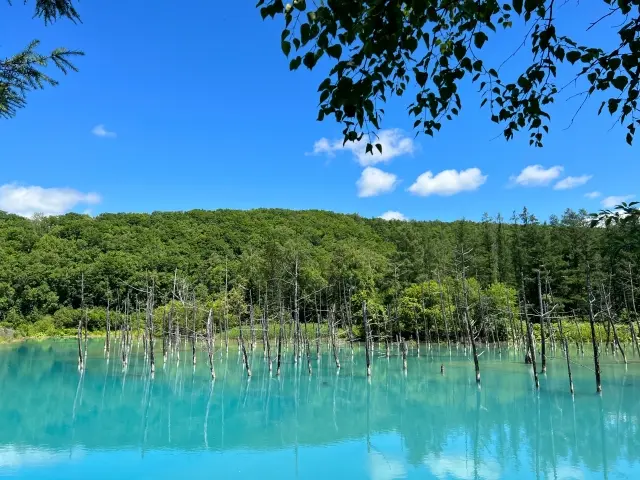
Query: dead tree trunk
206,309,216,379
363,301,371,376
537,270,547,374
77,314,84,371
330,304,340,369
143,298,149,360
174,321,180,362
122,295,130,369
557,316,574,394
586,268,602,393
148,287,155,375
224,261,229,352
623,289,640,358
463,307,480,385
264,286,272,372
239,306,252,377
192,297,197,366
629,264,639,335
304,320,312,376
161,305,167,363
78,274,85,371
276,302,284,376
460,250,480,385
401,337,408,371
294,257,301,363
437,270,450,348
315,293,321,360
571,312,584,354
342,282,355,356
105,298,111,356
601,284,627,364
249,290,256,351
170,271,177,356
420,284,431,346
505,291,517,348
261,297,268,357
522,277,539,390
83,304,88,366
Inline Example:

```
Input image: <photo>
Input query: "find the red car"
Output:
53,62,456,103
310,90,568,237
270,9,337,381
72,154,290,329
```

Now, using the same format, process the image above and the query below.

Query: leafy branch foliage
1,0,83,118
258,0,640,149
592,201,640,227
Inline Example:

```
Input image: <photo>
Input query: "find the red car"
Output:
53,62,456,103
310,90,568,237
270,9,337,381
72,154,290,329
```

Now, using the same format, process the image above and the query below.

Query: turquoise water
0,340,638,479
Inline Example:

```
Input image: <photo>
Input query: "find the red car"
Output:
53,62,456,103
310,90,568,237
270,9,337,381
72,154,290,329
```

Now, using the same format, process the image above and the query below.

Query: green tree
1,0,83,118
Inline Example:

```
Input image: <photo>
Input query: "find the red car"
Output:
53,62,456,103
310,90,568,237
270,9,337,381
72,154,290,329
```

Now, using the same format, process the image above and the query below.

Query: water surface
0,340,638,479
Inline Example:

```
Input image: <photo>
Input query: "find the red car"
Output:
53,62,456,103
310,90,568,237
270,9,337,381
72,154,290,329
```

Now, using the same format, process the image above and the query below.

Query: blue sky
0,1,636,222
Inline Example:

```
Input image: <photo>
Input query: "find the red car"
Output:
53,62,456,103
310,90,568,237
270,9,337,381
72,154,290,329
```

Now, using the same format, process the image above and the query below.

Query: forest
0,207,638,349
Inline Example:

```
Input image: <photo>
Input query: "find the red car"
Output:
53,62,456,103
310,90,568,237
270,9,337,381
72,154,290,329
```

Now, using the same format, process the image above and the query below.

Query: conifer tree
1,0,83,118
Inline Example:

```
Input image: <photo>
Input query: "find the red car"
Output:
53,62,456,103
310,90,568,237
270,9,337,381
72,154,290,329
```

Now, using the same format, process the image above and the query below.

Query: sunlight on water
0,340,638,479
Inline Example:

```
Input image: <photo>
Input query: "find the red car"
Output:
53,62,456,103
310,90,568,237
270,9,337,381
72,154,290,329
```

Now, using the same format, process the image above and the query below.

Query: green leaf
513,0,523,14
566,51,581,64
281,40,291,57
301,24,311,44
293,0,306,11
454,43,466,61
375,143,382,154
303,52,317,69
405,36,418,53
612,76,628,91
609,57,621,70
289,56,302,70
608,98,620,114
416,71,428,87
326,44,342,59
524,0,537,13
473,32,488,49
618,0,631,14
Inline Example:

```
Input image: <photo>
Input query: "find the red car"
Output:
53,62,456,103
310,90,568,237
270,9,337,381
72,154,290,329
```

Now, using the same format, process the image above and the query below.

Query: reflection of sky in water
0,340,639,479
0,446,83,469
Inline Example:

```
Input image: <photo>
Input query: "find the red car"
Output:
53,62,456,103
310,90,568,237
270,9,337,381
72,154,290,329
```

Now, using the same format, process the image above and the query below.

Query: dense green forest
0,207,638,341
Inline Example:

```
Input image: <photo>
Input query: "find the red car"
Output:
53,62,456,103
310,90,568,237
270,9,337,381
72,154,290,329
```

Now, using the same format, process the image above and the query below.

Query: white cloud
554,175,592,190
379,211,407,221
510,164,563,187
408,168,487,197
0,184,101,217
368,452,406,480
424,453,501,480
601,194,635,209
555,465,585,480
310,129,414,166
357,167,399,197
91,124,116,138
0,446,83,468
585,191,601,199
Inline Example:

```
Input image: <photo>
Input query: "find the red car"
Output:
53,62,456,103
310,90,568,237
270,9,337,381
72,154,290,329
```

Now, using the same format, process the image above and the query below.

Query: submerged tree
1,0,83,118
259,1,640,149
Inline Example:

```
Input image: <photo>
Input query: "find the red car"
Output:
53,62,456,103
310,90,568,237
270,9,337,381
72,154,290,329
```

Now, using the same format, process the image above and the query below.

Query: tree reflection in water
0,340,638,479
